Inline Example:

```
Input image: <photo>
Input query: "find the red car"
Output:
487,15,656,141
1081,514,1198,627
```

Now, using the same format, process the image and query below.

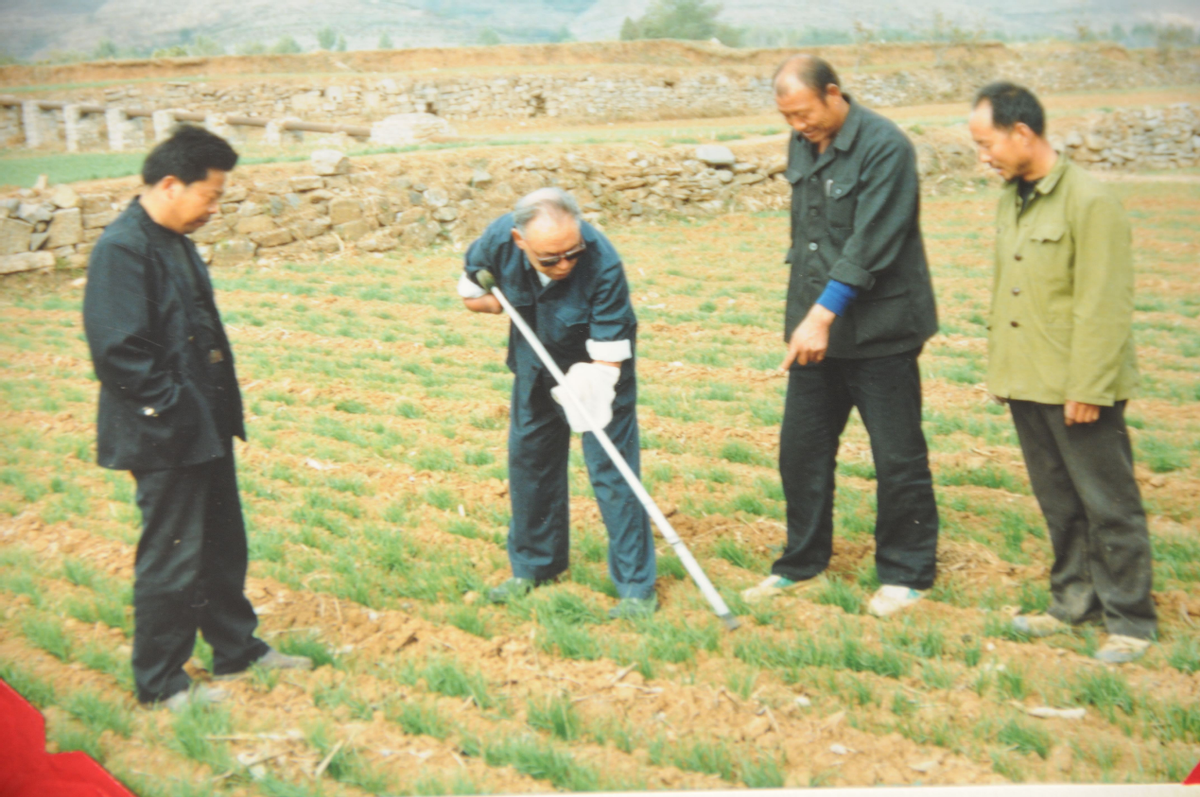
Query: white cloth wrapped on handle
551,362,620,432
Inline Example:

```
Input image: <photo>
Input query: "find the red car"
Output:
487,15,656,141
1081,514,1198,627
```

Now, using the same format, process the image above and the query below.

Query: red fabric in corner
1185,757,1200,785
0,678,134,797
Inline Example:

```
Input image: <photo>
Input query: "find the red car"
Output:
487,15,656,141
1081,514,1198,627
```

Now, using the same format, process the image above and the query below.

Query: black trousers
130,452,267,703
773,348,939,589
507,369,656,600
1009,400,1157,640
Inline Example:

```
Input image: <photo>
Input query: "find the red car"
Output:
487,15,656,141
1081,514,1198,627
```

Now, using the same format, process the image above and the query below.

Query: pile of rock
0,184,110,274
1060,103,1199,171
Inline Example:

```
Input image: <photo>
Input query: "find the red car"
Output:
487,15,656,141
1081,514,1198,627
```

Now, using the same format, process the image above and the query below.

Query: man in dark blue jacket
83,126,309,711
459,188,656,619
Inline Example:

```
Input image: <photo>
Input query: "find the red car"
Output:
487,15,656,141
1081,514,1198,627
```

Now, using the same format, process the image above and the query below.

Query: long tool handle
480,273,739,630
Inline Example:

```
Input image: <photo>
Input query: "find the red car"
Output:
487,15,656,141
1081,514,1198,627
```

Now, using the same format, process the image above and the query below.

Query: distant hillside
0,0,1196,61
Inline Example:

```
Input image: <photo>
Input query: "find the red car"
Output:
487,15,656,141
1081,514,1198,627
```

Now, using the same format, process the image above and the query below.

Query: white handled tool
476,270,739,631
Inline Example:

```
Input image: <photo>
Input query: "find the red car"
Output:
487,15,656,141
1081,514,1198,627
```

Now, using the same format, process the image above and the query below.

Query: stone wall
7,47,1200,151
1061,103,1200,170
1,103,1194,275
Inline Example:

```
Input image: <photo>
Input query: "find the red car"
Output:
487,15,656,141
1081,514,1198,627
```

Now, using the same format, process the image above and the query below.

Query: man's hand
463,295,502,314
1064,400,1101,426
781,304,836,370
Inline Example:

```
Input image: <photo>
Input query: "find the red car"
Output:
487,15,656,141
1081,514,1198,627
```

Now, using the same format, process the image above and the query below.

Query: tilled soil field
1,178,1198,795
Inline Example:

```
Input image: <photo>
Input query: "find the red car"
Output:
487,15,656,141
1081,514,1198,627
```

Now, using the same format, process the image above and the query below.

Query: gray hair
512,187,582,234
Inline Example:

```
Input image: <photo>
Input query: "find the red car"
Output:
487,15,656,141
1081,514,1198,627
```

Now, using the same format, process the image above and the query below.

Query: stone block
359,233,398,252
250,228,295,248
50,185,80,209
369,113,456,146
235,215,277,235
695,144,736,167
79,194,112,214
432,206,459,222
47,209,83,248
404,220,442,249
312,149,350,176
395,208,426,225
295,217,332,239
211,239,257,267
328,197,364,225
17,203,53,225
334,219,371,241
423,188,449,208
0,251,54,274
289,176,324,192
30,232,50,251
223,186,249,203
238,201,263,217
309,235,340,253
470,169,493,188
0,218,34,255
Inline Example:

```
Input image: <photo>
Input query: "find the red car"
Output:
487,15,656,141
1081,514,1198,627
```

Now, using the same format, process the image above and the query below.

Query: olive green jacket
988,155,1138,406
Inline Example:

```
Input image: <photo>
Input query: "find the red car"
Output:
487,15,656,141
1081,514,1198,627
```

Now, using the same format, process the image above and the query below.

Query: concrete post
264,118,303,147
21,101,41,148
152,109,176,143
63,104,81,152
105,107,128,151
205,113,236,142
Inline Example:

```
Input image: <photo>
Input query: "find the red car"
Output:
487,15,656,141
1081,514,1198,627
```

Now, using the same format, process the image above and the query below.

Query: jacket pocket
852,293,918,347
548,303,590,351
827,178,857,229
1030,224,1066,244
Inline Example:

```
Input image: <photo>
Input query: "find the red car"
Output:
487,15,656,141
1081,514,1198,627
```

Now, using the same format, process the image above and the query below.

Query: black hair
973,82,1046,137
773,55,840,100
141,124,238,186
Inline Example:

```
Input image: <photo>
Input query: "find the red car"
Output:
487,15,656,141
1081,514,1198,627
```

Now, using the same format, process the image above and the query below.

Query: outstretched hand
781,305,836,370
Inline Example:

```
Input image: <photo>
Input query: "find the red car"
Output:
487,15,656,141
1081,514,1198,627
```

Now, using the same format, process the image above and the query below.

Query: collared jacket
464,214,637,387
83,198,244,471
784,96,938,358
988,155,1138,406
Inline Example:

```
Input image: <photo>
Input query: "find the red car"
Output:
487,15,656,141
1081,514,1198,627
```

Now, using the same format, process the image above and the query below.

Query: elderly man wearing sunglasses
457,188,657,620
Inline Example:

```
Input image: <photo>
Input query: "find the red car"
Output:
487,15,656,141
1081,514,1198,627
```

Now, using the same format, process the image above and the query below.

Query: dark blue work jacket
464,213,638,386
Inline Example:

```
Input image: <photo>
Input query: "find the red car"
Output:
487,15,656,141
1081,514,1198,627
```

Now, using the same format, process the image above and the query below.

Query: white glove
551,362,620,433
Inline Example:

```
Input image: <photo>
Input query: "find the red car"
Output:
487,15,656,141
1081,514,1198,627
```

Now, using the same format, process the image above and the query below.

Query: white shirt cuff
586,338,632,362
457,271,487,299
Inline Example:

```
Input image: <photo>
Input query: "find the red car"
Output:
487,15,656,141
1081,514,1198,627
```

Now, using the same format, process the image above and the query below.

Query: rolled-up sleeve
827,137,920,291
587,261,636,362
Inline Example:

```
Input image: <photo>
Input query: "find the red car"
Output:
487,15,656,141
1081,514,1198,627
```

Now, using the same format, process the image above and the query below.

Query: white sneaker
164,684,229,712
1094,634,1151,664
740,574,804,604
867,585,927,618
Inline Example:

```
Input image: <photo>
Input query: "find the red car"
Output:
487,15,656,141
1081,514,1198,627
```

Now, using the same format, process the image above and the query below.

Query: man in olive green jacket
969,82,1156,664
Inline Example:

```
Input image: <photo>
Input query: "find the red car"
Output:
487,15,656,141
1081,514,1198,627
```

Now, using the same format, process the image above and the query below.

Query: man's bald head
773,55,840,101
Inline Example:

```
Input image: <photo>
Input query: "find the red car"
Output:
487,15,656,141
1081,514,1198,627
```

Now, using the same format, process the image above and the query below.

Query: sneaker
608,596,658,620
163,684,229,713
740,574,803,604
867,585,927,618
1012,614,1070,638
1095,634,1151,664
214,647,314,681
487,577,549,604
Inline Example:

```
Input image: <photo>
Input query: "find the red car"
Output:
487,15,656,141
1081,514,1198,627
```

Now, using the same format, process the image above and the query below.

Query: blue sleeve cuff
815,279,858,316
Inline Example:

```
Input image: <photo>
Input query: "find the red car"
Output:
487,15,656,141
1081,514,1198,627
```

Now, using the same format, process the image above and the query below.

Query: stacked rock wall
7,47,1200,151
1061,103,1200,170
1,103,1195,276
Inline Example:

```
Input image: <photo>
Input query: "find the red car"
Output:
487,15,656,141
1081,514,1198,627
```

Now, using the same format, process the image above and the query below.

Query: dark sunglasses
531,241,587,269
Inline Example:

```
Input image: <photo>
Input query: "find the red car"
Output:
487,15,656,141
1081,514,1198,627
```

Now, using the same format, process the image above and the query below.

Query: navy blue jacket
83,199,244,471
464,214,638,385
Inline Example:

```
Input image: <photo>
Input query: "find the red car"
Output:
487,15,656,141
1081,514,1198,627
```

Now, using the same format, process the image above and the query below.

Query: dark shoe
608,596,658,620
487,577,546,604
214,647,313,681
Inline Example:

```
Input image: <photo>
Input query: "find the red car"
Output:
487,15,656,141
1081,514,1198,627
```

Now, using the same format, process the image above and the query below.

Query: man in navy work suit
458,188,657,619
83,126,311,711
